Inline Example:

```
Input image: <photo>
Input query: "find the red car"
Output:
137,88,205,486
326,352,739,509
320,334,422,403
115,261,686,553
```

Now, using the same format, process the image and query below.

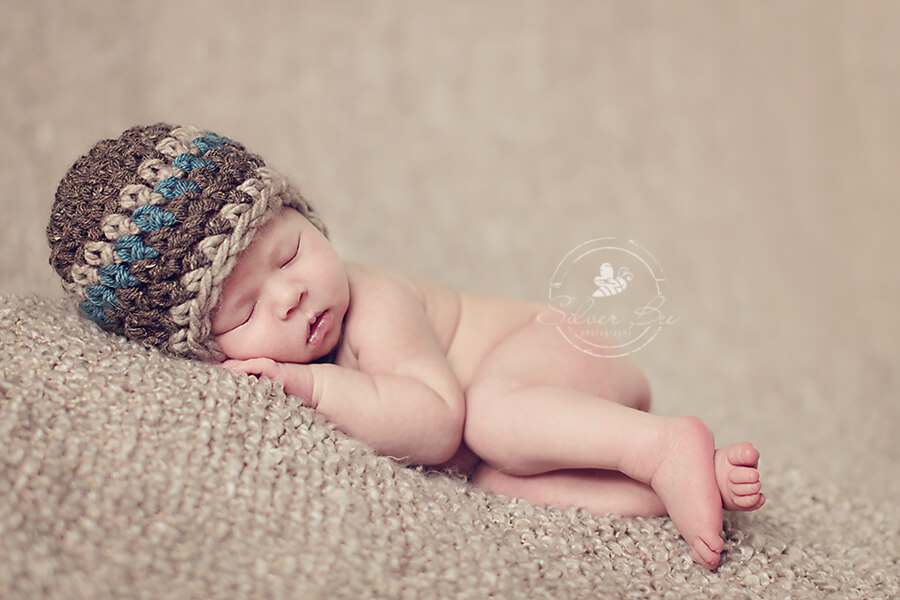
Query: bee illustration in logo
592,263,633,297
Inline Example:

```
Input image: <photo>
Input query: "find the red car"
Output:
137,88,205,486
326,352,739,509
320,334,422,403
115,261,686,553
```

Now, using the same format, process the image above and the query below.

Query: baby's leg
464,318,761,568
473,448,765,517
463,316,696,477
472,465,666,517
466,390,726,567
471,446,765,568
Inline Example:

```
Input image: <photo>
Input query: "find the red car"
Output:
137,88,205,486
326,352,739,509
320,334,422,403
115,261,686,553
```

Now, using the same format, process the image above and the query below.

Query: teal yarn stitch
132,205,178,232
173,153,216,173
99,264,139,289
84,285,119,309
191,133,232,153
154,177,200,200
78,300,109,324
115,236,159,262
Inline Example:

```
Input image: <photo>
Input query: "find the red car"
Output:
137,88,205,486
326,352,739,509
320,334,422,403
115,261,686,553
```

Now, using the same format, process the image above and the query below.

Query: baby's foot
646,417,725,569
715,443,766,512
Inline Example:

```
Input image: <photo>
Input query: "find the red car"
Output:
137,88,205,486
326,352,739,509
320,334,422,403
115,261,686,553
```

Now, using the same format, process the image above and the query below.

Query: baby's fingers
220,358,281,379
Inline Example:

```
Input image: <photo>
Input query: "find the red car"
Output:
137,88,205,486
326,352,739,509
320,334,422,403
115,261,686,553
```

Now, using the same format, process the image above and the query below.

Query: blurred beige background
2,1,898,503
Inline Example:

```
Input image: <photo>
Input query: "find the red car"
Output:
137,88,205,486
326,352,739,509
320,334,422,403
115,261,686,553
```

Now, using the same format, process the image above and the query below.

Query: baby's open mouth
307,310,331,347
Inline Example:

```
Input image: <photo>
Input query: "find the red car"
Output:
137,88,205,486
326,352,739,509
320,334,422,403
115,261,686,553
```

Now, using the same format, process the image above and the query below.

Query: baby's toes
731,492,766,511
731,480,762,497
731,487,762,507
689,535,724,570
722,469,763,511
715,445,766,513
726,443,760,468
729,466,760,486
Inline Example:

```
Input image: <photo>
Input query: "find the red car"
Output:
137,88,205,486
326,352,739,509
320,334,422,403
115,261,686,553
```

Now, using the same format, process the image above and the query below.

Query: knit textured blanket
1,294,897,599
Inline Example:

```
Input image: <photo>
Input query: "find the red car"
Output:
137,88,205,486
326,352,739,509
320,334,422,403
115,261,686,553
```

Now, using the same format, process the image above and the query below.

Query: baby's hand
220,358,315,405
221,357,284,380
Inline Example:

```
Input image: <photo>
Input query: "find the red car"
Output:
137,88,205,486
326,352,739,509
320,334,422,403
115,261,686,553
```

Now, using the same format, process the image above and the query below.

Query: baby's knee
462,402,510,467
595,355,652,411
463,382,531,471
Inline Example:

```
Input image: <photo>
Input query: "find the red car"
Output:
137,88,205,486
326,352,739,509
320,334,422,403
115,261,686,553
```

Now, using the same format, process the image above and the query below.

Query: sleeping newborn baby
48,124,765,569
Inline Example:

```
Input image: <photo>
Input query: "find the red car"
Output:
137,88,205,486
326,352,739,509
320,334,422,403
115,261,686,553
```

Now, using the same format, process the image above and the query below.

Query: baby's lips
307,310,332,346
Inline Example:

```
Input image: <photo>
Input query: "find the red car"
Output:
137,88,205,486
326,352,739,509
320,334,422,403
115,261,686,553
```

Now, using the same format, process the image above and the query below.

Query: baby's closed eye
238,303,256,327
214,303,255,335
280,235,301,268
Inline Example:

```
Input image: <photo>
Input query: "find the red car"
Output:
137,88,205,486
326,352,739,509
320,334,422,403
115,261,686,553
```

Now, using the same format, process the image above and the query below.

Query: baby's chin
309,330,343,364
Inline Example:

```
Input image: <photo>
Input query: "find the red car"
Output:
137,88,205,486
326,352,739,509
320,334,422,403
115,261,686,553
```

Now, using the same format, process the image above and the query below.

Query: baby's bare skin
213,207,765,569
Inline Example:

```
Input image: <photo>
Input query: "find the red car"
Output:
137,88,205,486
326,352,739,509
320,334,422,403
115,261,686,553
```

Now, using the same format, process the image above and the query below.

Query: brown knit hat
47,123,326,361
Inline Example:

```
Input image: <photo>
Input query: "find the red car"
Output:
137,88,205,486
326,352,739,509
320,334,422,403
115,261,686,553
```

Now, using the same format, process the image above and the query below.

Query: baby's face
211,207,349,364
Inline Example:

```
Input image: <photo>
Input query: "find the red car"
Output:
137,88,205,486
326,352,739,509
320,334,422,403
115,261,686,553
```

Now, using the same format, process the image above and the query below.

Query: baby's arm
313,357,464,465
224,271,465,465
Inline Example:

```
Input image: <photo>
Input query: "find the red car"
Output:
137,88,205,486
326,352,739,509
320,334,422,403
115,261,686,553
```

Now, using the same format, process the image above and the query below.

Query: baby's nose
272,280,304,319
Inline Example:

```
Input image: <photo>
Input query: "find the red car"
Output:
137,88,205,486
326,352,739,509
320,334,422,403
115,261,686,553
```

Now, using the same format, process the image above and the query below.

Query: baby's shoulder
344,263,426,306
342,264,462,357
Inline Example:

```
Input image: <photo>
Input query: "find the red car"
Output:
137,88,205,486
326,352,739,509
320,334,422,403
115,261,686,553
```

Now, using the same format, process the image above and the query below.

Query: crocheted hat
47,123,326,361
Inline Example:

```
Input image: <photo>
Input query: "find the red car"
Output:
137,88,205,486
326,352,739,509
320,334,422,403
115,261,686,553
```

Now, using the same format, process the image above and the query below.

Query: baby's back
408,274,545,391
343,264,546,391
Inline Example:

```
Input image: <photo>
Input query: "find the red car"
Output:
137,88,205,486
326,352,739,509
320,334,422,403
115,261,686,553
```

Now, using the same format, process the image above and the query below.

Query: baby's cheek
213,331,255,362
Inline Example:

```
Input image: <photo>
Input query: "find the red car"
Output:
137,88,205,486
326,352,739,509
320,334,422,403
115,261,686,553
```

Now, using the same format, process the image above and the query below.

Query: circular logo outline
548,237,672,358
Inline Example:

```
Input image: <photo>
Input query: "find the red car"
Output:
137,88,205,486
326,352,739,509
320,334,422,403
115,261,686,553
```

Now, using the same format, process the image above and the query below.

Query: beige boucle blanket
3,3,900,596
2,294,896,599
